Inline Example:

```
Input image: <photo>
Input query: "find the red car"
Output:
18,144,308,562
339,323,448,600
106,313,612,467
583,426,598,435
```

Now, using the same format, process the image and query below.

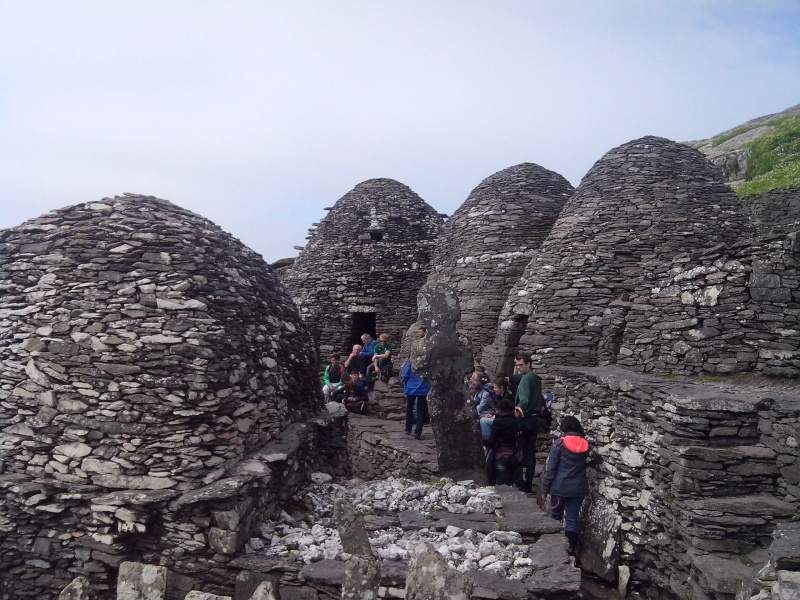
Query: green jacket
515,371,543,417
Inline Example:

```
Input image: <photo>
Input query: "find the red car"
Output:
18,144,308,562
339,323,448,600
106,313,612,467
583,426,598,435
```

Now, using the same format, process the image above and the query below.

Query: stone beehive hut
425,163,574,362
284,178,443,359
482,136,755,376
0,195,322,596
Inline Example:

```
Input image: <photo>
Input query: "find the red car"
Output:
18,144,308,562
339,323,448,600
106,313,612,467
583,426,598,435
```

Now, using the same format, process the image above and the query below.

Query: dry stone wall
551,365,800,600
283,179,443,360
615,230,800,377
425,163,573,362
742,188,800,236
482,137,755,377
0,195,332,598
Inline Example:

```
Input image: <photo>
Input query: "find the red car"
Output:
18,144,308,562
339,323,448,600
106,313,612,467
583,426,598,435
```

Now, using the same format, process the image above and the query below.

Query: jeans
366,357,391,385
405,395,428,438
549,495,584,533
495,455,519,486
479,416,494,440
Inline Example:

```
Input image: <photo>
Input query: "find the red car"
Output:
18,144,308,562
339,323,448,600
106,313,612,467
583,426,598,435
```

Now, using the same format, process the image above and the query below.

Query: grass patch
711,125,756,148
736,113,800,197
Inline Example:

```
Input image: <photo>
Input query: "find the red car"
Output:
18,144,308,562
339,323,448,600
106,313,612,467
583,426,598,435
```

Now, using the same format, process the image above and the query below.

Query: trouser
405,395,428,438
513,416,539,492
494,455,519,486
549,495,585,533
479,416,494,440
365,357,390,385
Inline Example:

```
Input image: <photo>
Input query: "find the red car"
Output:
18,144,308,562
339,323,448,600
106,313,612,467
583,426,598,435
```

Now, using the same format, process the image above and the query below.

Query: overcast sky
2,2,799,262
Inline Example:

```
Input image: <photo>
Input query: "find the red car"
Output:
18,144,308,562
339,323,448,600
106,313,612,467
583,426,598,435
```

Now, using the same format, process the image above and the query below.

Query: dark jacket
539,432,590,497
401,360,430,396
333,380,369,405
487,414,520,451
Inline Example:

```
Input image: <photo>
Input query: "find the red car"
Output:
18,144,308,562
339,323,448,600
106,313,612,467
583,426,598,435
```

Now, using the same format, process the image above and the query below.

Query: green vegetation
711,125,754,148
736,113,800,197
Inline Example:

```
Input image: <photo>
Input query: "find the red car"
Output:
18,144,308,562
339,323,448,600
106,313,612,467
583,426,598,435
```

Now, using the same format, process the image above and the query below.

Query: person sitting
359,333,378,362
322,353,344,400
477,377,512,446
486,397,521,487
332,372,369,414
365,333,393,386
343,344,368,376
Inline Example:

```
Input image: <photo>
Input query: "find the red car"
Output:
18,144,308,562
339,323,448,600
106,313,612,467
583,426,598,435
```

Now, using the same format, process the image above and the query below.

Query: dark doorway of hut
349,312,376,348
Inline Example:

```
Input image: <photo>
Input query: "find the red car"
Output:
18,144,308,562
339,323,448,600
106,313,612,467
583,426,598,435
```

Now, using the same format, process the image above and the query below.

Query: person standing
401,358,430,440
514,352,543,493
538,416,590,556
487,397,521,486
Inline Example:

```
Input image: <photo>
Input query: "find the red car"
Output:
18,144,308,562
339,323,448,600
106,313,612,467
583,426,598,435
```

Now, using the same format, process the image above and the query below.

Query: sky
1,2,799,262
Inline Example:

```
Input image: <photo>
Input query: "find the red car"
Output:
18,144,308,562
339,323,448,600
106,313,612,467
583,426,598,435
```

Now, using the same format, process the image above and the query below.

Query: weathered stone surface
58,576,94,600
404,544,473,600
284,179,443,360
333,497,374,556
524,564,582,593
342,557,380,600
117,562,167,600
410,282,484,472
424,163,573,362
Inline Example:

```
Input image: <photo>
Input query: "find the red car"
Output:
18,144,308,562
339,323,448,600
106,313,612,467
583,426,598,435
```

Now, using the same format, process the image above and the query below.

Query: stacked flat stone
553,365,799,600
742,188,800,235
283,179,443,360
482,137,754,376
0,195,321,597
425,163,573,363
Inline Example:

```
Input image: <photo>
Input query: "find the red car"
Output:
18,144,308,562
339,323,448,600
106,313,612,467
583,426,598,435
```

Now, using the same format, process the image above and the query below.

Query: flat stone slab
399,510,429,530
467,571,529,600
363,514,400,531
693,553,757,595
527,534,570,568
773,522,800,571
525,564,582,594
299,559,346,586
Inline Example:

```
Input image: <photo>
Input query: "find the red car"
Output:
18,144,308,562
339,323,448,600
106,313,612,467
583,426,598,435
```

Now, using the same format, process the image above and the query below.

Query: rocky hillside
688,103,800,196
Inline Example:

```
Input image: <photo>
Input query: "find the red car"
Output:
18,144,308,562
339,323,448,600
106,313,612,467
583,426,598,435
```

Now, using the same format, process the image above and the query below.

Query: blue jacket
539,431,590,498
476,383,499,417
401,360,431,396
360,340,378,360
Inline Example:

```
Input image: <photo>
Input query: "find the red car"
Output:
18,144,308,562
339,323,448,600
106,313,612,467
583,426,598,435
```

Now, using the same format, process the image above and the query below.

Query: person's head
350,371,361,380
497,397,515,415
515,353,532,374
378,333,390,344
340,373,352,386
417,326,427,338
468,379,482,395
560,415,584,436
493,378,507,397
330,353,341,365
351,344,362,354
361,333,373,344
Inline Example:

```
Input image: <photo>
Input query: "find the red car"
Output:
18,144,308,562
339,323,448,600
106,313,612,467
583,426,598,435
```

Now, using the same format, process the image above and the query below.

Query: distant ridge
688,103,800,196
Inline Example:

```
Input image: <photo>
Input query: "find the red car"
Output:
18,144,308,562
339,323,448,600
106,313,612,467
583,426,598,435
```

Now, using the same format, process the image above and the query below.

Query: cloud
1,1,799,260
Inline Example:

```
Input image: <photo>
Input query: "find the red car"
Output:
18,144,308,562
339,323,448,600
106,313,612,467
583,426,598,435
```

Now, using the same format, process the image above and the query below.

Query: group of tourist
321,335,589,556
467,352,589,556
321,331,397,413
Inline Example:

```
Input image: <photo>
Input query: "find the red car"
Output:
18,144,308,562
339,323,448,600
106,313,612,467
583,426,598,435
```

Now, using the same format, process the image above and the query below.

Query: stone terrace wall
552,365,799,600
0,195,325,598
482,137,754,377
615,230,800,377
284,179,443,360
742,188,800,236
425,164,573,362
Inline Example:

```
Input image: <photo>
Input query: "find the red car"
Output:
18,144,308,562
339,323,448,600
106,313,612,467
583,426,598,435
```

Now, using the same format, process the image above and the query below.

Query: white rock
445,525,463,538
310,472,332,485
447,485,469,503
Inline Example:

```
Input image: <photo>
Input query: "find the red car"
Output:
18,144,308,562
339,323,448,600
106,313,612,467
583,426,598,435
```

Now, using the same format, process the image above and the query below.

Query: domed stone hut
284,178,443,359
482,136,756,376
425,163,573,362
0,195,332,597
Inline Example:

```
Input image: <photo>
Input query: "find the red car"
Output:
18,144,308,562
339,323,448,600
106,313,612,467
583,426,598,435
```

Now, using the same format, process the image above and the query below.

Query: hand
514,406,523,418
538,493,547,508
